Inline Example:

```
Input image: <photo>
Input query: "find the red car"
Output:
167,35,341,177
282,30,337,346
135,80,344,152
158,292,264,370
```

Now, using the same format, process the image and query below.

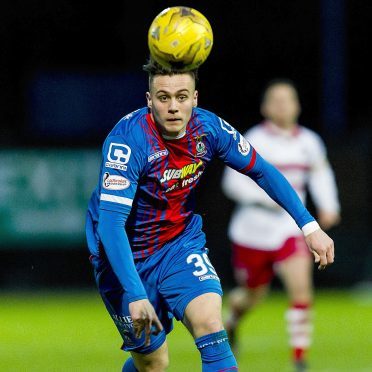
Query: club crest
194,134,208,157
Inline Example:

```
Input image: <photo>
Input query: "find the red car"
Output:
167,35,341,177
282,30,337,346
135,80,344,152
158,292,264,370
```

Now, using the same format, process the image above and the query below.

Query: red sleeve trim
241,148,257,174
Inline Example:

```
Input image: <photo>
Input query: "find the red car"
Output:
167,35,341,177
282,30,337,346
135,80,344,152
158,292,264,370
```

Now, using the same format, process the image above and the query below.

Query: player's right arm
212,116,334,269
97,134,163,342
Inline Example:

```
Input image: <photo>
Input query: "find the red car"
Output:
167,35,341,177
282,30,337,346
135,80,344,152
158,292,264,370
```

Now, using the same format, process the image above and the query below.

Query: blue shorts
90,228,222,354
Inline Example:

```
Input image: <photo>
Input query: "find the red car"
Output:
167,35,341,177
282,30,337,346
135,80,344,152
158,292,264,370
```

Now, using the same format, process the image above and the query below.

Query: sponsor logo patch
103,172,130,190
107,143,131,164
148,149,168,162
198,274,220,282
160,160,204,183
105,162,127,171
238,134,251,156
111,314,135,346
112,314,133,328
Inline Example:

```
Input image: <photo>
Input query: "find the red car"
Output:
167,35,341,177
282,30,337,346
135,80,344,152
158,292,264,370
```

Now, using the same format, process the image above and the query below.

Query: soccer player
86,64,335,372
222,79,340,371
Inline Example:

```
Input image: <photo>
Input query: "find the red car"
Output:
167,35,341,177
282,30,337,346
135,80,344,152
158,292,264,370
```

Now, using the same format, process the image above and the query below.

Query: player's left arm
98,135,149,302
97,134,163,342
213,116,334,269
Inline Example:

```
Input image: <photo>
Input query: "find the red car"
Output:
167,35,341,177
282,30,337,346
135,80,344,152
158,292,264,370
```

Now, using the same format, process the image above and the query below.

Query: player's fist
305,228,335,270
129,299,163,346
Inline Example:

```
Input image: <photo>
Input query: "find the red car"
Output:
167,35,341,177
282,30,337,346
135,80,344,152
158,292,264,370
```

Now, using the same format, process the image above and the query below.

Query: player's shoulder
108,107,148,140
101,108,150,163
103,107,150,152
193,107,219,124
192,107,233,135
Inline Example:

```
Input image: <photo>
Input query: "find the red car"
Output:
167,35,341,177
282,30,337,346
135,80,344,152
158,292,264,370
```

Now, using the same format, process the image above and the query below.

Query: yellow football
148,6,213,71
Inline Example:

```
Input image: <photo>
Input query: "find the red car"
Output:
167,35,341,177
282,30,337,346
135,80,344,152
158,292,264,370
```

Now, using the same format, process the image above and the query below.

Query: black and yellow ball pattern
148,6,213,71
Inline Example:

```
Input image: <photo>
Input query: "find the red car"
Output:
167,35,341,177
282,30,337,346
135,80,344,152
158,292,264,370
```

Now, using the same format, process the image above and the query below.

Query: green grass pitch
1,290,371,371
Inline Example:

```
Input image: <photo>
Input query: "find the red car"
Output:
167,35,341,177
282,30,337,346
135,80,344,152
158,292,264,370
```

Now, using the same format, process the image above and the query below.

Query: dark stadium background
1,0,371,290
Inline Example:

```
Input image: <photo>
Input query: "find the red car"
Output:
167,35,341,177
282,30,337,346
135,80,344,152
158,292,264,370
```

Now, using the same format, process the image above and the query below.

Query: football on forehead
148,6,213,71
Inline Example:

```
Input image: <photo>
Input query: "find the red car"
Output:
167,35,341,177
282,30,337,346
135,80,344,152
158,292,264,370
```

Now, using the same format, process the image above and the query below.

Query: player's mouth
166,118,182,122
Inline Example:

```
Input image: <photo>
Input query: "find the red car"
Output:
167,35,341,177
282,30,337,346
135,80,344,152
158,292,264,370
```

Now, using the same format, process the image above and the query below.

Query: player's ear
146,92,152,109
193,90,198,107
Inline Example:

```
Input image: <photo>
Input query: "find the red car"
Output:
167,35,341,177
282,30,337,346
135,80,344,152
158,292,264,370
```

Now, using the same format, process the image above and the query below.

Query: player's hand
129,299,163,346
305,228,335,270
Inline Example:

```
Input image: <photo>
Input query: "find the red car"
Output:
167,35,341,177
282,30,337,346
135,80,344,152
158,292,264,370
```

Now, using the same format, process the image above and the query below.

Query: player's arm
98,135,163,343
307,135,341,230
98,208,162,344
98,208,146,301
213,117,334,269
98,135,146,301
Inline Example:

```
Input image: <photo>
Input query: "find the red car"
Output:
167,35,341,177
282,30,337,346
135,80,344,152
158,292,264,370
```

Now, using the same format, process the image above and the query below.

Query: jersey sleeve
212,116,315,230
99,135,147,213
212,116,257,172
97,134,148,302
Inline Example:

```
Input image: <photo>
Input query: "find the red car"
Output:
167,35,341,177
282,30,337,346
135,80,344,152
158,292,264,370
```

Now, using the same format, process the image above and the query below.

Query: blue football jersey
87,106,313,259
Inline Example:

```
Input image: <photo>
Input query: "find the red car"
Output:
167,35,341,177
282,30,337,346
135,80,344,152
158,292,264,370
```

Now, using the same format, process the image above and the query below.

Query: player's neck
162,130,186,140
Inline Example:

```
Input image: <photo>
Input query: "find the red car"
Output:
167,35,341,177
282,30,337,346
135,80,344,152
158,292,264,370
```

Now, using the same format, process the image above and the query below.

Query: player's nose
168,98,178,113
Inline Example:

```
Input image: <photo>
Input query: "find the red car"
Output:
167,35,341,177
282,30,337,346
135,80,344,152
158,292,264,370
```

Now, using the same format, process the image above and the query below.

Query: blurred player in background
86,66,335,372
222,79,341,371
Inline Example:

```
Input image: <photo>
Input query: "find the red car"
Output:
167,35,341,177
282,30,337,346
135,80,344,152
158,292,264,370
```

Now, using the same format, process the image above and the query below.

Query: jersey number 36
187,253,217,277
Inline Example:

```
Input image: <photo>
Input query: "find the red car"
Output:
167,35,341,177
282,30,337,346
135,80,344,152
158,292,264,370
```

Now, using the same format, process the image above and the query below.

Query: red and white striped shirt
222,121,340,250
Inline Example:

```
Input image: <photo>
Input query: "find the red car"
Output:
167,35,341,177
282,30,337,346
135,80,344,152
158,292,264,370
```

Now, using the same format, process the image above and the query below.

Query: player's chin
164,121,185,133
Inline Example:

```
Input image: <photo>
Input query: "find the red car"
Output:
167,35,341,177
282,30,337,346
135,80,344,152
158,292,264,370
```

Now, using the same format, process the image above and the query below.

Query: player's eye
158,95,168,102
178,95,188,101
